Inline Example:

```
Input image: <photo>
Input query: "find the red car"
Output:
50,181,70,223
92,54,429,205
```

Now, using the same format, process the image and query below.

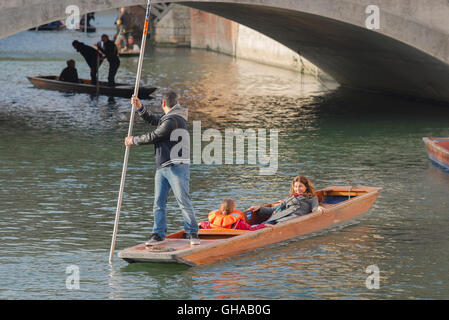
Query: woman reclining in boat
200,199,266,231
246,175,320,225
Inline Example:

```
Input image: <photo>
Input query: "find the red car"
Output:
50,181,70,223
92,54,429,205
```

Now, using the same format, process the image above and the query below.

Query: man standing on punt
72,40,103,85
97,34,120,86
124,91,200,245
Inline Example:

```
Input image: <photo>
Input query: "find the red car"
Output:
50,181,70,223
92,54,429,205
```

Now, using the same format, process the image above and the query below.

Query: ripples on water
1,11,449,300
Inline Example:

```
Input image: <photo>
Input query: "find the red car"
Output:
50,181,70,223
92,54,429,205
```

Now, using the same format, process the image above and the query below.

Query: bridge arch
1,0,449,102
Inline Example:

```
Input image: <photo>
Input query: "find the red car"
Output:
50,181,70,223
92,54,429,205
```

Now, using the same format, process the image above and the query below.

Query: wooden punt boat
76,25,96,33
27,75,156,99
423,137,449,170
28,23,65,31
118,49,141,57
118,186,381,266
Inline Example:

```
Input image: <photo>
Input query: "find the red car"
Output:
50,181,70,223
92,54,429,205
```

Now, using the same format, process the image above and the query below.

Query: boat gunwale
423,137,449,155
27,75,152,90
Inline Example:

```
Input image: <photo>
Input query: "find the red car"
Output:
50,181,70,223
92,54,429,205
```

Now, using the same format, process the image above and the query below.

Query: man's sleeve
136,105,163,126
133,117,176,145
97,42,105,55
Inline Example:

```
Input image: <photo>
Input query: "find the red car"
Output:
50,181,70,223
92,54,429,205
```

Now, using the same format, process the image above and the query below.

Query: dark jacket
133,104,190,169
59,67,79,83
98,40,120,64
75,43,101,69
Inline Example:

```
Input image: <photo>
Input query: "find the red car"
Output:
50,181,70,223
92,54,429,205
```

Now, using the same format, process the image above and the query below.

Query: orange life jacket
208,210,244,229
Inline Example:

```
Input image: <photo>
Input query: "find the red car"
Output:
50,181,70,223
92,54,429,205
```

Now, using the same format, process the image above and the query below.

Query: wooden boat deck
118,186,381,266
119,229,249,264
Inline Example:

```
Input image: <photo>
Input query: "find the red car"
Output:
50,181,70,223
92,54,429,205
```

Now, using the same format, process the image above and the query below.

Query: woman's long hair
289,175,316,198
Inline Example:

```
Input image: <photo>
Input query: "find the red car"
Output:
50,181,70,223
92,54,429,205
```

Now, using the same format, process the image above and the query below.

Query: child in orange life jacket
199,199,266,231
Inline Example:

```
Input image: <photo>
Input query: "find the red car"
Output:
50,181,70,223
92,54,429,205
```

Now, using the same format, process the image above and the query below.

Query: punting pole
109,0,152,264
96,54,100,96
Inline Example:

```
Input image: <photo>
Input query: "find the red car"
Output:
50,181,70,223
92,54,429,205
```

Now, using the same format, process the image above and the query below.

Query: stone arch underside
180,2,449,103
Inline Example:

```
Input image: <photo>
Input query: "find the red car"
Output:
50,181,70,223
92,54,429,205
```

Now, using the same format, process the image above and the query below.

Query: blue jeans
152,163,198,239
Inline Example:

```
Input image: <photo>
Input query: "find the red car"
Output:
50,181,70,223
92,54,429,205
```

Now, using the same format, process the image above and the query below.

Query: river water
1,11,449,300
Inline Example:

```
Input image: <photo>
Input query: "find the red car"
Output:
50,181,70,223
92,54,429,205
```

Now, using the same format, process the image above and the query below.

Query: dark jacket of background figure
59,66,79,83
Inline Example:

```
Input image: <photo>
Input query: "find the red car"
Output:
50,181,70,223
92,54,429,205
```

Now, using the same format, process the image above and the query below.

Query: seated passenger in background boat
200,199,265,231
59,60,80,83
246,175,320,225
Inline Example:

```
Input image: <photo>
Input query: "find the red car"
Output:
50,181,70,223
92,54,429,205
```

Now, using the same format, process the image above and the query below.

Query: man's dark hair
72,40,81,48
162,91,178,108
67,59,75,67
101,34,109,40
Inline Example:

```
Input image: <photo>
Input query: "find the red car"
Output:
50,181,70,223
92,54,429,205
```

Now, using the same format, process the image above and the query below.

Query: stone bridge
1,0,449,103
